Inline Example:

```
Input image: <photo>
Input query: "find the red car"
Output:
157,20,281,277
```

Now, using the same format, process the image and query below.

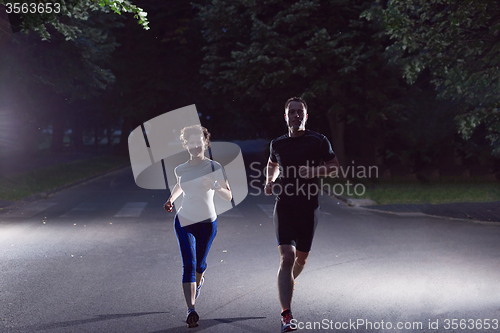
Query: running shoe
281,309,296,332
186,308,199,328
195,276,204,299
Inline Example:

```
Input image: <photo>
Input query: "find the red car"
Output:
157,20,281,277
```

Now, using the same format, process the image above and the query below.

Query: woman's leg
194,220,218,285
174,216,197,309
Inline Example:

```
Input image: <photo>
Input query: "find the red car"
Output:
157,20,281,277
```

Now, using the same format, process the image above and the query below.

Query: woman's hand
201,176,215,190
163,200,173,212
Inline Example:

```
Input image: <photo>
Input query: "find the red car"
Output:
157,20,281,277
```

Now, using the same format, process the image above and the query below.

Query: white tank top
174,159,225,226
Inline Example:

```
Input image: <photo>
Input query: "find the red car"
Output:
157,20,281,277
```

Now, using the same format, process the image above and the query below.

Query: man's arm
298,157,339,179
320,157,340,177
264,159,280,195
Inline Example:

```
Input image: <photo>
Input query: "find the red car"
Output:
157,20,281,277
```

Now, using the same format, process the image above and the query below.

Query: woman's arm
163,177,183,212
214,180,232,201
201,176,232,201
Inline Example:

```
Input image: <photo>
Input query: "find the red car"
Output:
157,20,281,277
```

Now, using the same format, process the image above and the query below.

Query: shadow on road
150,316,267,333
14,313,267,333
17,312,167,331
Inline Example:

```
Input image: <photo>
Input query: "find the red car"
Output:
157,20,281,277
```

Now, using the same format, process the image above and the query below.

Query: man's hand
264,181,274,195
163,200,173,212
299,166,314,179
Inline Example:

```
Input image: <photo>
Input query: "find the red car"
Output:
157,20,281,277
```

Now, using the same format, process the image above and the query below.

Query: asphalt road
1,166,499,333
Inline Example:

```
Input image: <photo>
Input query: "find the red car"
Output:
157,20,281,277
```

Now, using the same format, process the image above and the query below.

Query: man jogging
264,97,339,332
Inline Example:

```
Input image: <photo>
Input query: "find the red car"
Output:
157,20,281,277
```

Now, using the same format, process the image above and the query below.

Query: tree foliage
362,0,500,156
2,10,121,101
199,1,402,136
0,10,122,151
196,0,407,164
198,0,374,101
102,0,216,151
1,0,149,40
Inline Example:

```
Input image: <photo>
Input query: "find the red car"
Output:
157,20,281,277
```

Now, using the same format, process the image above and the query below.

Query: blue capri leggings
174,215,217,283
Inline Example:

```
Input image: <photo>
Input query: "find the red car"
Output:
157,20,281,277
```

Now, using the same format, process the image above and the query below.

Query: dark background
0,0,499,180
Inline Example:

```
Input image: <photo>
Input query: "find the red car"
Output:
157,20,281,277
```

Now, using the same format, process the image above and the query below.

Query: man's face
285,101,308,131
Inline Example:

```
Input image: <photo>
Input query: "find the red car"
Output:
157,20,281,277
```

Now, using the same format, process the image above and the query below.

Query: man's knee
281,254,295,268
295,250,309,266
295,257,306,266
279,246,295,268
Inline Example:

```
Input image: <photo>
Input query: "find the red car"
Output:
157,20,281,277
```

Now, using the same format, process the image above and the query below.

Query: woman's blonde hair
180,125,211,148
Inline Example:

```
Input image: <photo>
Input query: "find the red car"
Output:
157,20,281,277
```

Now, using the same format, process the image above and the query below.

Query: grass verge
323,178,500,205
0,155,130,202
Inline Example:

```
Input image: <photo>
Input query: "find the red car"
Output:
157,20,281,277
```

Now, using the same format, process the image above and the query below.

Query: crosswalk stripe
257,204,274,218
60,202,101,217
0,202,335,220
219,208,243,218
0,202,57,218
256,204,332,218
114,202,148,217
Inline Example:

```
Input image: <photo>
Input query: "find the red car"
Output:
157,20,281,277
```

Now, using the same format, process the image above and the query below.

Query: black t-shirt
269,129,336,207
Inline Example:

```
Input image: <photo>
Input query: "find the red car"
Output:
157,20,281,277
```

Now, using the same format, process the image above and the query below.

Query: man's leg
293,250,310,279
278,244,296,312
293,206,318,279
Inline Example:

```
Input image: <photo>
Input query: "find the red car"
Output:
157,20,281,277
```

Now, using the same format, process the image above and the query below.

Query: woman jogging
163,125,232,328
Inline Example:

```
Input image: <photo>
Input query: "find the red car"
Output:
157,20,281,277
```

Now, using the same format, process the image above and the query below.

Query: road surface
1,166,499,332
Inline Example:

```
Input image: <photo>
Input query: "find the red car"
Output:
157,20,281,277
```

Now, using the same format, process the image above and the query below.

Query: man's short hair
285,97,308,111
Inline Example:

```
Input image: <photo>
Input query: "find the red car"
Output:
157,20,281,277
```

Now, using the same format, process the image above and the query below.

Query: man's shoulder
270,133,289,145
304,129,327,140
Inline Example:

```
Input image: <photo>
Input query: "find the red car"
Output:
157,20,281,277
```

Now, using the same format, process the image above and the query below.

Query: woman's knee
182,264,196,283
196,263,207,275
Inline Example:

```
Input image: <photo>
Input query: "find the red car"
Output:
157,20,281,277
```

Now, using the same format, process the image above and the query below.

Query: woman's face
186,134,206,157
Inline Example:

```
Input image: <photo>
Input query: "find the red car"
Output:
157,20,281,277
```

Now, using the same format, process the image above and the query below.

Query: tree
0,10,122,151
1,0,149,40
105,0,213,152
362,0,500,156
196,0,404,165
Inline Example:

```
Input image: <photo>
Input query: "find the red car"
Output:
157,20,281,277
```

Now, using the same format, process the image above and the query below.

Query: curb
335,194,500,226
361,206,500,226
0,164,130,210
334,195,376,207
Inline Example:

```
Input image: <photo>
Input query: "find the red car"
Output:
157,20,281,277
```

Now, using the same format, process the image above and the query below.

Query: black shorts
273,200,320,252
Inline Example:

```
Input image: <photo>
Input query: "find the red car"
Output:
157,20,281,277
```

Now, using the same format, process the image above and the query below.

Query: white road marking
60,202,101,217
257,204,274,218
114,202,148,217
0,202,57,218
219,208,244,218
257,204,332,219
